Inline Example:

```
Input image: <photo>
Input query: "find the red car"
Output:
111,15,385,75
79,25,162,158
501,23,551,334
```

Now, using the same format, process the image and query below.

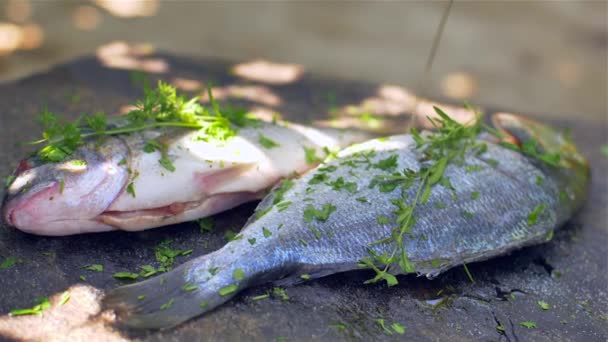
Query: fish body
103,114,589,329
2,120,369,235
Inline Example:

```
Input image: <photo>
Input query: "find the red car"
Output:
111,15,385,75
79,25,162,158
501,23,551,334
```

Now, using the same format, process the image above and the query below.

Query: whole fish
2,120,369,235
103,113,589,329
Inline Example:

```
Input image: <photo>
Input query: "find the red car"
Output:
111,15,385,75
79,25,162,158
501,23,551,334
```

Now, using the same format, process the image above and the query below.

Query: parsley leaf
258,133,280,149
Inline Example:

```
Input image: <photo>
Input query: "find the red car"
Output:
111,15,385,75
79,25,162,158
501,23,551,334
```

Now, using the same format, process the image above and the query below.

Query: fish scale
104,120,589,330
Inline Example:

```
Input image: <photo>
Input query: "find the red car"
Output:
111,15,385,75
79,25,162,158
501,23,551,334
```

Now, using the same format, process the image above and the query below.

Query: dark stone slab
0,52,606,341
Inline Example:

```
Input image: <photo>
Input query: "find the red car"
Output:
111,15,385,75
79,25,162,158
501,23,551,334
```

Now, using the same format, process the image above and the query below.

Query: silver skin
2,121,370,235
103,114,589,330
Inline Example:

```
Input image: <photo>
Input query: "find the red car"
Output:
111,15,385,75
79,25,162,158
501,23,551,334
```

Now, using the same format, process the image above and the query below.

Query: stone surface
0,54,606,341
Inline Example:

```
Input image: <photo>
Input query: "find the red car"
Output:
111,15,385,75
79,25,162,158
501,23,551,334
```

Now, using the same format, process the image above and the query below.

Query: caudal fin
103,249,250,330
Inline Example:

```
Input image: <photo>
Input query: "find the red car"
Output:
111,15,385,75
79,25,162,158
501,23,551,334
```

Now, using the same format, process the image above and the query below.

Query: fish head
492,112,590,211
2,139,130,235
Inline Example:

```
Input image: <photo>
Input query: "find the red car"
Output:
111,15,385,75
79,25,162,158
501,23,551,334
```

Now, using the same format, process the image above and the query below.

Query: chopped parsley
259,133,280,149
303,146,321,164
303,203,337,223
84,264,103,272
252,293,270,301
9,297,51,316
255,206,273,219
463,263,475,283
4,175,15,188
113,272,139,280
328,177,357,193
372,155,398,171
59,291,70,306
182,284,199,292
272,287,289,301
377,215,391,225
537,300,550,310
248,238,257,245
160,298,174,310
233,268,245,281
225,230,243,242
391,322,406,335
470,191,480,200
262,227,272,238
272,179,294,204
198,217,214,232
519,321,537,329
356,197,369,203
460,210,474,219
219,284,238,296
276,201,292,212
30,82,257,163
300,274,311,280
0,256,21,269
528,204,546,226
309,173,329,185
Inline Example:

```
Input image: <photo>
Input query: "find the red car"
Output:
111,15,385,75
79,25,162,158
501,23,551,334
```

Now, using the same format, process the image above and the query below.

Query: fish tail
103,248,252,330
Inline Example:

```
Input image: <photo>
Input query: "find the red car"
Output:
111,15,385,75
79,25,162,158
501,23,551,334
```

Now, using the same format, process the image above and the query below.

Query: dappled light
95,0,159,18
4,0,31,23
553,60,581,88
232,60,303,85
315,84,477,134
18,23,43,50
440,71,477,100
0,23,23,56
246,106,283,122
201,85,282,107
0,285,123,341
171,77,202,92
96,41,169,73
73,5,102,31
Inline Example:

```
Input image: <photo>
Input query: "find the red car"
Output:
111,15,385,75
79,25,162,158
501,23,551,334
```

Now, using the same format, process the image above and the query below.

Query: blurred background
0,0,605,122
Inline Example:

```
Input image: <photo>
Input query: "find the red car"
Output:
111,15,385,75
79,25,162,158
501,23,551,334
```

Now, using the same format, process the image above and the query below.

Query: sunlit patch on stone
95,0,159,18
0,285,125,341
18,23,43,50
440,71,477,100
96,41,168,73
5,0,31,23
0,23,23,56
73,5,102,31
314,84,477,133
553,61,581,88
171,78,202,92
232,60,303,85
201,85,282,106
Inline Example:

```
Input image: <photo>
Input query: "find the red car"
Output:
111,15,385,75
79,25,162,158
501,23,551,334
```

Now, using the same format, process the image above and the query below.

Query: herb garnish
303,203,337,223
59,291,71,306
537,300,550,310
160,298,174,310
0,256,21,269
219,284,238,296
303,146,321,164
259,133,280,149
519,321,537,329
30,81,256,163
528,204,546,226
9,297,51,316
84,264,103,272
198,217,214,233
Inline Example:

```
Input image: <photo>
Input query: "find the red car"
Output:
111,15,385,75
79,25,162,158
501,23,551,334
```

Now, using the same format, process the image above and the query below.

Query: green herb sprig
31,81,256,163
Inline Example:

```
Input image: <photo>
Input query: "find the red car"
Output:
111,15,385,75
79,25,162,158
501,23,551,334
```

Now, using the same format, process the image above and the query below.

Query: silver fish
2,120,369,235
103,113,589,329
